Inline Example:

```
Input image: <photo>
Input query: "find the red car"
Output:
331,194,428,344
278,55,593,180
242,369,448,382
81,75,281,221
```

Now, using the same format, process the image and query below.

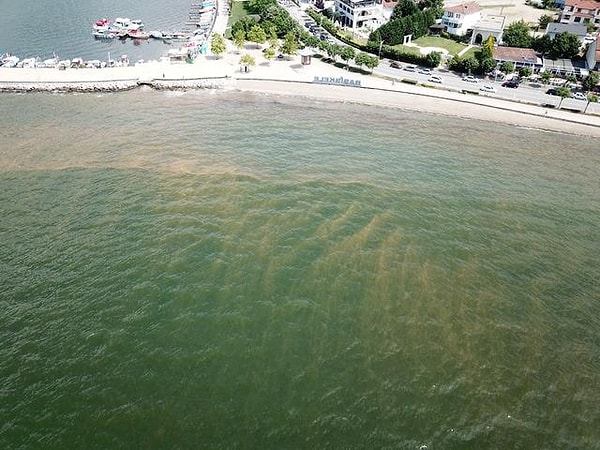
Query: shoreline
2,54,600,137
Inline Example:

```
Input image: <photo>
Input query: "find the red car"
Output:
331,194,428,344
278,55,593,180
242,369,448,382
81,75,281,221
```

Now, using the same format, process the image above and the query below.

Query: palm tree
584,93,598,114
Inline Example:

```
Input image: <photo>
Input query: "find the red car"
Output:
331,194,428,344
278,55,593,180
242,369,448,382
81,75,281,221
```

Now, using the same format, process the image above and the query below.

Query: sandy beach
2,45,600,137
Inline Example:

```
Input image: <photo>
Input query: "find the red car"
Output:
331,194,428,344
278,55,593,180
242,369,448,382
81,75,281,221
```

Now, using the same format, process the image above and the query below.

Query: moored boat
128,30,151,40
1,54,20,68
93,18,111,31
93,30,117,39
113,17,144,31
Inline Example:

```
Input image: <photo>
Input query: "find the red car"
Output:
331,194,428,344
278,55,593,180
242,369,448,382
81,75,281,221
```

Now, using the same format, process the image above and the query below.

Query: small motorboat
93,30,117,39
128,30,151,40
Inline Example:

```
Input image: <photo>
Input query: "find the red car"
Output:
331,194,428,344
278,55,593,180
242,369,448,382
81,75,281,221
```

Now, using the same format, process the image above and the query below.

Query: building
585,33,600,69
334,0,382,30
470,15,505,44
545,22,588,43
441,2,482,36
493,46,542,70
559,0,600,29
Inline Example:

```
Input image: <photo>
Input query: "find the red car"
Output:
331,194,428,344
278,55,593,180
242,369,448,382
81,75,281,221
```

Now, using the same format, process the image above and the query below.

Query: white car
428,75,443,84
462,75,478,83
419,68,432,75
572,91,587,101
479,85,496,93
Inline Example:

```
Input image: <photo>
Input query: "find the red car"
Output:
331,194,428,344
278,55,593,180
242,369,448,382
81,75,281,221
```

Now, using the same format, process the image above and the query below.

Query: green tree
262,5,298,37
355,52,370,70
555,86,571,109
582,72,600,91
463,55,479,74
418,0,444,16
247,24,267,48
210,33,227,59
364,55,379,73
340,46,356,69
479,57,496,74
392,0,419,18
239,53,256,71
540,70,552,84
481,35,495,59
425,51,442,68
500,61,514,74
518,67,532,78
264,45,276,63
502,20,532,48
584,93,598,113
542,0,554,8
231,17,258,38
538,14,554,31
564,74,577,86
549,32,581,59
279,32,298,57
533,34,553,54
247,0,276,15
326,43,342,61
233,29,246,53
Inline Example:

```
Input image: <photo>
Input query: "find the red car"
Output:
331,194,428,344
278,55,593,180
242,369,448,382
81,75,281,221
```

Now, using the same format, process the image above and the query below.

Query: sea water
1,90,599,448
0,0,192,63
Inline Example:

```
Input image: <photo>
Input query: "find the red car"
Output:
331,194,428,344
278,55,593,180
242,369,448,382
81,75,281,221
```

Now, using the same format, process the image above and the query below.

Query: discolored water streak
1,91,599,449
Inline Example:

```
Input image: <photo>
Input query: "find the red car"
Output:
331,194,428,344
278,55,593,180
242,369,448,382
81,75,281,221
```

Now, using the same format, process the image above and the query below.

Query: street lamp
378,39,383,60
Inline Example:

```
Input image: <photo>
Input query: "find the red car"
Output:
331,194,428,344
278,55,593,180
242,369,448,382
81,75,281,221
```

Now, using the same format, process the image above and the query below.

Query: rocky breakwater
149,76,231,90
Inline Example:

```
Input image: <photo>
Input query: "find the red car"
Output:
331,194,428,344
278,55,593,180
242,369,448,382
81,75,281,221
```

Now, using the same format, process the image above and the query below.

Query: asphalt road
283,1,599,115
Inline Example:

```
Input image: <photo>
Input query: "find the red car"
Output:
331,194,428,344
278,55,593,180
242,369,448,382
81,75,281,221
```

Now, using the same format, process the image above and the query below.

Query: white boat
113,17,144,31
93,30,117,39
17,57,39,68
128,29,150,39
93,18,111,31
1,54,20,68
39,57,59,68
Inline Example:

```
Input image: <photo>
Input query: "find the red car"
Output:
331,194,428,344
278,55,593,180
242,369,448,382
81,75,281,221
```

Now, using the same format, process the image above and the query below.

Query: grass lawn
411,36,468,55
390,45,422,56
225,1,251,38
459,47,478,60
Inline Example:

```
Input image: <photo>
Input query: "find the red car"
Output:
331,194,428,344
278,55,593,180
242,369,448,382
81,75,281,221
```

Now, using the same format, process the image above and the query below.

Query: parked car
502,79,520,88
572,91,587,101
428,75,443,84
404,65,417,72
390,61,402,69
546,88,559,96
419,68,432,75
479,85,496,93
462,75,478,83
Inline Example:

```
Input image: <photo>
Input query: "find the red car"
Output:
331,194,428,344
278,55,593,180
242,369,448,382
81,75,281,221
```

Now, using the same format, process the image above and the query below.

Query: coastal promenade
2,48,600,137
2,16,600,137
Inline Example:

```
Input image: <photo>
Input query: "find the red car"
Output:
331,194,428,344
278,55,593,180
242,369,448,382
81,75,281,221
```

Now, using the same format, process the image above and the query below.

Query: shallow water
1,90,599,449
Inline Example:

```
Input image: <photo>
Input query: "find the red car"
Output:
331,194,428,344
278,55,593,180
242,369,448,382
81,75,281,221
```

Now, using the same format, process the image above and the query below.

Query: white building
441,2,482,36
470,14,505,45
334,0,382,30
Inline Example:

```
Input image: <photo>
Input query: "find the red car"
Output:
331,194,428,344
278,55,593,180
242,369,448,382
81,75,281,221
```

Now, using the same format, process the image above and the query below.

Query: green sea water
1,90,599,449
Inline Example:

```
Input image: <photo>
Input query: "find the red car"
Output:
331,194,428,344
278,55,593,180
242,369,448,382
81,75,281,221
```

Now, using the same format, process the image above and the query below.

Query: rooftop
546,22,588,36
473,15,505,31
564,0,600,9
494,46,540,63
445,1,481,15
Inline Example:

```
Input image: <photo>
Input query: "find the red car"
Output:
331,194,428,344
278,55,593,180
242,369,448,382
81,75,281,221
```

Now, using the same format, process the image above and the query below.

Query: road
281,1,600,116
377,62,600,114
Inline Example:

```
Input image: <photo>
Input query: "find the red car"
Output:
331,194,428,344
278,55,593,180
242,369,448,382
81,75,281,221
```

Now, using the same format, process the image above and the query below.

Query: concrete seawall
0,77,231,93
0,60,234,93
